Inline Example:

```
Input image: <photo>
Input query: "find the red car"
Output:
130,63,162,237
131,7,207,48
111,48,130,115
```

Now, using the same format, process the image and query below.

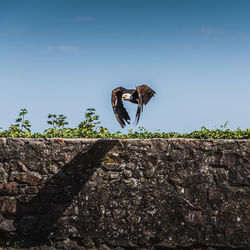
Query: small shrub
0,108,249,139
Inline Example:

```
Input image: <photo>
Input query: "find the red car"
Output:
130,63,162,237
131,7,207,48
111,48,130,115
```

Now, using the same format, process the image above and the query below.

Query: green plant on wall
0,107,250,139
47,114,69,130
78,108,100,130
16,108,31,133
13,240,20,249
7,108,32,137
45,114,69,137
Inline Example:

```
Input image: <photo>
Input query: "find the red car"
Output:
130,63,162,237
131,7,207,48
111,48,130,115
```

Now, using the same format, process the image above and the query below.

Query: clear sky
1,0,250,133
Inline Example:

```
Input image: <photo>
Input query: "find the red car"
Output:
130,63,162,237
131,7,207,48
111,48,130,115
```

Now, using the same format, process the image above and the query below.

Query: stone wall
0,138,249,249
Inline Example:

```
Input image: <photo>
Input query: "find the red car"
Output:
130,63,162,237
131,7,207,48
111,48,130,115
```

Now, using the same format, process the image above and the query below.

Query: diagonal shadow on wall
14,139,120,248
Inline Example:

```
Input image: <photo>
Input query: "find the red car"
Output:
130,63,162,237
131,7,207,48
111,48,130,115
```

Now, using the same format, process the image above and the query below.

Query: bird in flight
111,84,156,128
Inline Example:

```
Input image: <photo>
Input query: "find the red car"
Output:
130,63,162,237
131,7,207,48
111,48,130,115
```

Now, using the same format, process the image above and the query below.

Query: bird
111,84,156,128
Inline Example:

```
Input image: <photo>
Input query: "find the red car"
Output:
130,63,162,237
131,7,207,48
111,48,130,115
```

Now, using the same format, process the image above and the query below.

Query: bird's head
122,93,132,101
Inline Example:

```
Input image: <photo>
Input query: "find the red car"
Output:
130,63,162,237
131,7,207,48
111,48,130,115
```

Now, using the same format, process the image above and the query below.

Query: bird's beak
122,95,126,99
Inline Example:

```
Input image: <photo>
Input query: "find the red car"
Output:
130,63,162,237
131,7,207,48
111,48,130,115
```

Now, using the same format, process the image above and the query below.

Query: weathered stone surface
1,198,17,216
0,182,18,195
0,219,17,232
0,138,249,249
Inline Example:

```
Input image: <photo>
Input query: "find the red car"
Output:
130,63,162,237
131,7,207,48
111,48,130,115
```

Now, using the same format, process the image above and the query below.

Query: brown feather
111,87,130,128
135,84,155,124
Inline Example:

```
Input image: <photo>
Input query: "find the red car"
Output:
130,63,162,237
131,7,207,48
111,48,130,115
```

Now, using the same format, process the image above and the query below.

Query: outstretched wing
111,87,131,128
135,84,156,124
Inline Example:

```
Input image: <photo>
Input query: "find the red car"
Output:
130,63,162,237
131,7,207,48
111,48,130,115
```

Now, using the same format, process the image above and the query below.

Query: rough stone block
0,138,248,249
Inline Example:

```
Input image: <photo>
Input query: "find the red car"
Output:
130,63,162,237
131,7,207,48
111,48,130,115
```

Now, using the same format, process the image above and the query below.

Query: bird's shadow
13,139,120,248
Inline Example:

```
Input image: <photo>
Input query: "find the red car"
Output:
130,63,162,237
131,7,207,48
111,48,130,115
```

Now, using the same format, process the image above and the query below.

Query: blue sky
1,0,250,133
